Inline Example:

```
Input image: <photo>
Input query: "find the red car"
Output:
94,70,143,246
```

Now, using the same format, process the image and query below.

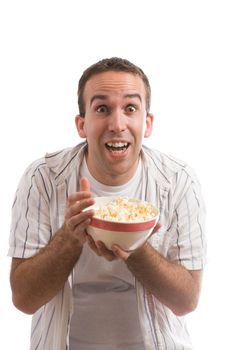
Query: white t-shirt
69,157,145,349
8,143,206,349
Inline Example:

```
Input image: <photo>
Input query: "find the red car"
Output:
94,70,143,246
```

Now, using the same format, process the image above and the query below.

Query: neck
85,153,140,186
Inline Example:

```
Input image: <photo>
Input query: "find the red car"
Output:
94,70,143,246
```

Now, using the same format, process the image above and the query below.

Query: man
8,57,206,349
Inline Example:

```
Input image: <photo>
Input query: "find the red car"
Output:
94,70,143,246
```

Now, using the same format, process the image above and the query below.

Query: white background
0,1,233,349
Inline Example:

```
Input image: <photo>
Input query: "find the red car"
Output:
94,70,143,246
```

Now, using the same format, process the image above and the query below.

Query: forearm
126,242,201,316
10,226,82,314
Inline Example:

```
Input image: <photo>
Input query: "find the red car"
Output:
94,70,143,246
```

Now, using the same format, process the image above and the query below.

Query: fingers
86,235,131,262
63,177,94,246
151,221,162,235
80,177,90,192
86,235,118,261
65,198,95,220
66,209,94,231
155,221,162,231
66,177,92,207
96,241,117,261
112,245,131,261
67,191,92,206
86,235,102,256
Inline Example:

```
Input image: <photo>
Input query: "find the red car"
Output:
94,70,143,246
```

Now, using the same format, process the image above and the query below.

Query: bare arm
125,242,202,316
87,230,203,316
10,227,82,314
10,178,94,314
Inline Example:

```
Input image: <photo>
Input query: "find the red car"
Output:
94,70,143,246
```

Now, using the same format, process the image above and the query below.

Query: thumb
80,177,90,192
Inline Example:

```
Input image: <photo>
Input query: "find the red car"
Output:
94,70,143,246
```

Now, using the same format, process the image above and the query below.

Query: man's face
76,71,153,185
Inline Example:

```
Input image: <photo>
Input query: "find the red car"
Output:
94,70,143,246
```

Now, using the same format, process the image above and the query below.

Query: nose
108,109,127,132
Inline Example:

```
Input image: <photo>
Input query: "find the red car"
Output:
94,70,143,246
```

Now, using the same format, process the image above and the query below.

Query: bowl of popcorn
86,196,159,251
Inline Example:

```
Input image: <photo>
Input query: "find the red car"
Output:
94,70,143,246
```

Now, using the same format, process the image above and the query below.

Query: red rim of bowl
89,216,157,232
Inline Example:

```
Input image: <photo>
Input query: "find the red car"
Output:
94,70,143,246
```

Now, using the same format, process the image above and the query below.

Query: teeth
107,142,128,147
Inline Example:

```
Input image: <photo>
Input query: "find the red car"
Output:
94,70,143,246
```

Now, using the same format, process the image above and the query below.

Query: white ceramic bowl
86,196,159,251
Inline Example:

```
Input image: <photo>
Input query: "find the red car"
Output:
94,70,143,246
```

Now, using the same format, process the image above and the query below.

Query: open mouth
105,142,130,152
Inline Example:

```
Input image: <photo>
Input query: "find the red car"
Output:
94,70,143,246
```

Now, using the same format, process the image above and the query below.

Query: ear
75,115,86,138
144,113,154,138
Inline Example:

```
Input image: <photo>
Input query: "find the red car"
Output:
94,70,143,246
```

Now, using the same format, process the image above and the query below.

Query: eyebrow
90,93,142,106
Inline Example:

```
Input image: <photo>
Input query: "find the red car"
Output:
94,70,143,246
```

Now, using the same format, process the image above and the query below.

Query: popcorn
94,197,156,222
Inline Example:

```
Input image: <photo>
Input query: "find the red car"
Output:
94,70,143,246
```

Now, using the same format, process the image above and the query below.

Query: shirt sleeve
166,166,207,270
8,160,52,259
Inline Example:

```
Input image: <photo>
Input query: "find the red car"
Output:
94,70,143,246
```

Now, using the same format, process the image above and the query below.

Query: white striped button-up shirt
8,142,206,350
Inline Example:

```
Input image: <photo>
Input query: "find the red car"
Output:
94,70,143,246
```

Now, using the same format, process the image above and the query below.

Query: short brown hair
77,57,151,117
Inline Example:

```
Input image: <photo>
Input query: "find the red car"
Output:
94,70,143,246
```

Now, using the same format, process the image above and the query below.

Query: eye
96,105,108,113
126,105,136,113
